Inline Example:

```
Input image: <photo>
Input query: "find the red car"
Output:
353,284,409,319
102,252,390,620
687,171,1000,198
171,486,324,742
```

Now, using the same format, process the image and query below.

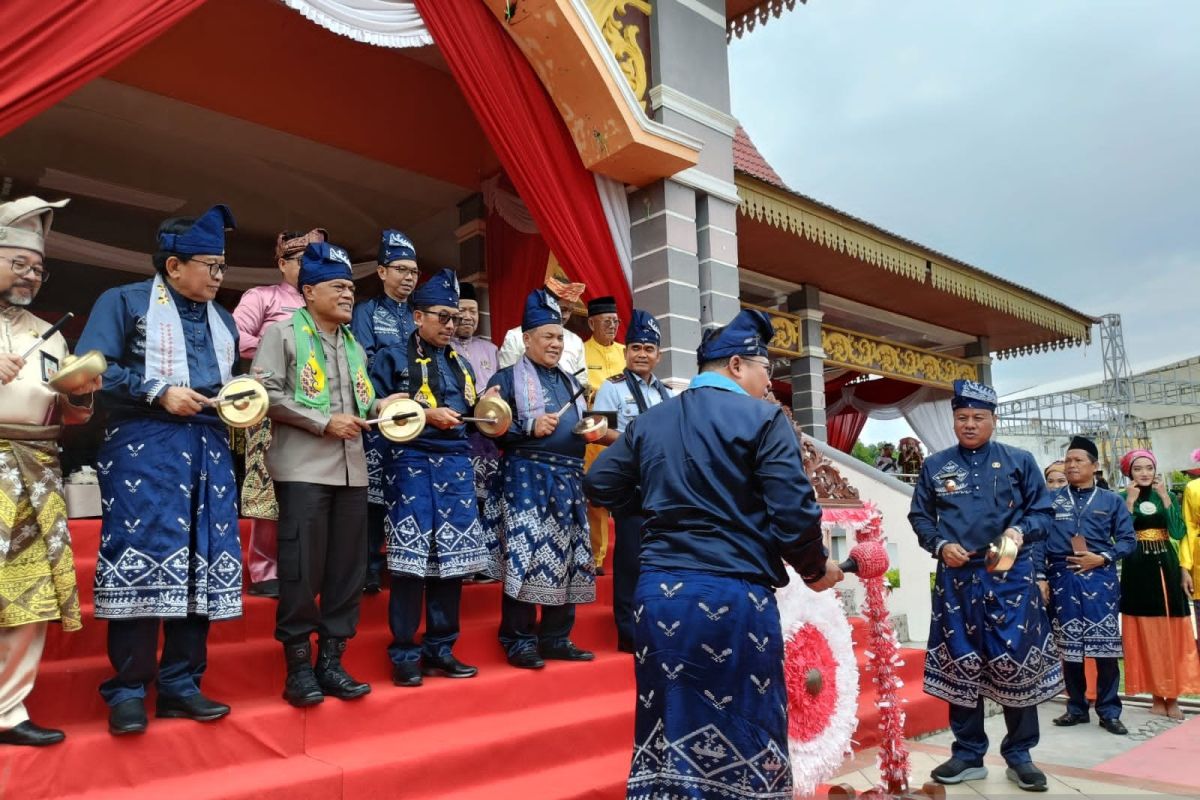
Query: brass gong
985,534,1018,573
466,395,513,438
572,413,608,443
375,398,427,443
47,349,107,394
214,376,269,428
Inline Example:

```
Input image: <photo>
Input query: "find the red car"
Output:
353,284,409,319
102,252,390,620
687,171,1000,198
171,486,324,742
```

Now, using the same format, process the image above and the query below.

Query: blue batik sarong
1047,558,1122,662
364,430,390,506
628,569,792,800
483,450,594,606
467,430,500,506
94,419,242,620
384,444,487,578
924,552,1063,708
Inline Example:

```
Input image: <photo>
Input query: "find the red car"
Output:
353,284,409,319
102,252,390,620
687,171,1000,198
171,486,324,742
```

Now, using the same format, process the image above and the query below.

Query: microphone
837,541,889,579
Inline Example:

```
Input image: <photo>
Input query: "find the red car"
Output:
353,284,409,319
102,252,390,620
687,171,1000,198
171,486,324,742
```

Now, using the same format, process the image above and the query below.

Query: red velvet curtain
827,410,869,454
0,0,206,137
414,0,631,325
485,211,550,345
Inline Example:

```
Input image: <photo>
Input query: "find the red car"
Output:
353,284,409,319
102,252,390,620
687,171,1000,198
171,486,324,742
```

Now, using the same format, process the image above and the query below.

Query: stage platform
2,520,947,799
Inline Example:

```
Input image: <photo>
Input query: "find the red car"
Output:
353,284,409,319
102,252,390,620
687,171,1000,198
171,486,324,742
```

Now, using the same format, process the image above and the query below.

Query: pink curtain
414,0,631,331
0,0,206,136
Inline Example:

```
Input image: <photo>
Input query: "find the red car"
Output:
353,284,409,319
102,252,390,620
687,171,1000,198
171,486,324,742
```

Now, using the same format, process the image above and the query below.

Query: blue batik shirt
486,363,586,461
351,294,415,371
1043,484,1135,563
370,336,475,454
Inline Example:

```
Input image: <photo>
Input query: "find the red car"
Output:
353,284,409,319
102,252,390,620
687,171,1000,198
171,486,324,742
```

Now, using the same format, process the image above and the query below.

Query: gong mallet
554,383,589,416
18,311,75,359
837,541,890,580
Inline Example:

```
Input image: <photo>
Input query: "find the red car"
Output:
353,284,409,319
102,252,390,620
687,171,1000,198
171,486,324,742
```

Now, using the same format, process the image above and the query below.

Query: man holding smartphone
1039,436,1135,734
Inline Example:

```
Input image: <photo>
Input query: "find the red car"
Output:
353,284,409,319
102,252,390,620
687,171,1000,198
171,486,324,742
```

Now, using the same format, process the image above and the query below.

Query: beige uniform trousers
0,622,47,729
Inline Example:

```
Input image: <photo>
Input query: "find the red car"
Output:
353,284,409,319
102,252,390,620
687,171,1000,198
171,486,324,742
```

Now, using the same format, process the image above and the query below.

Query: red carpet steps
1,520,946,799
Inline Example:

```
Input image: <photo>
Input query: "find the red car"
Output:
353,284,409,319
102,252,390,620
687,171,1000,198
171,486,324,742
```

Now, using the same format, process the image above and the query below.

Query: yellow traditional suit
1177,479,1200,602
583,336,625,568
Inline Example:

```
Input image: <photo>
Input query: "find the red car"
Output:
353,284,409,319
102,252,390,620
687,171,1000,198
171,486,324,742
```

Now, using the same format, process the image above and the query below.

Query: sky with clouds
728,1,1200,443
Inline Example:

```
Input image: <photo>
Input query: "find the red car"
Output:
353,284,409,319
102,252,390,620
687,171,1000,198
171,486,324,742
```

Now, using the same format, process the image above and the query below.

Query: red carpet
1093,714,1200,791
1,521,946,799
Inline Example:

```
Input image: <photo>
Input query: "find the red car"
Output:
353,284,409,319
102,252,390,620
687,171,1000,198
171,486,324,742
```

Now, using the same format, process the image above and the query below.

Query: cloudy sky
728,1,1200,441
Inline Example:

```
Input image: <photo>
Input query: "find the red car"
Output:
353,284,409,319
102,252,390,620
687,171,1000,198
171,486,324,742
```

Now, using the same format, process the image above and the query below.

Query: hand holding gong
160,386,208,416
0,353,24,384
533,412,559,438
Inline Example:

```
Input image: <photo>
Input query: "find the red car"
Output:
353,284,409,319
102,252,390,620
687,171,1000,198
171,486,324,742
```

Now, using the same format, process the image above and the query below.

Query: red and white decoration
778,568,858,796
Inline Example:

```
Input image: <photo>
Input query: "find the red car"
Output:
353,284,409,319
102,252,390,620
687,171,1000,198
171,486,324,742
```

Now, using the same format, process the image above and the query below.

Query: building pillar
629,179,701,388
455,193,490,337
696,195,740,330
788,285,826,441
964,336,993,386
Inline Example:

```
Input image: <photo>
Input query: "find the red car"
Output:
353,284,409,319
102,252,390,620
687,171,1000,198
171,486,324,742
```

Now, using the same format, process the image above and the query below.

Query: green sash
291,308,374,417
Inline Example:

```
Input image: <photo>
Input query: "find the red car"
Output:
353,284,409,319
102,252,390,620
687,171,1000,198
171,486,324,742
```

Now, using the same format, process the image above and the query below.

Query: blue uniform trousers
498,594,575,656
100,614,209,706
950,698,1040,768
612,512,643,647
388,576,463,663
1063,658,1121,721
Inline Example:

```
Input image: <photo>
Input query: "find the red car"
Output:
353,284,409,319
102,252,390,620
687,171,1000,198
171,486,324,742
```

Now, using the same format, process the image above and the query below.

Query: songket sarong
0,435,81,631
924,553,1063,707
627,569,792,800
1046,558,1122,662
364,430,389,507
384,445,488,578
240,419,277,520
483,450,595,606
467,430,500,505
94,419,242,620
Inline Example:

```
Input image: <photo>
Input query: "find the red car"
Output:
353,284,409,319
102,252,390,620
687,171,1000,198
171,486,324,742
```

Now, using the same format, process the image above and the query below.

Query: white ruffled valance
828,383,957,453
481,173,539,235
280,0,433,48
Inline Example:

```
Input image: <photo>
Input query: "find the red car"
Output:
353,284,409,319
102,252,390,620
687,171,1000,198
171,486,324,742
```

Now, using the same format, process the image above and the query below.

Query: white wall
807,439,934,643
1150,423,1200,473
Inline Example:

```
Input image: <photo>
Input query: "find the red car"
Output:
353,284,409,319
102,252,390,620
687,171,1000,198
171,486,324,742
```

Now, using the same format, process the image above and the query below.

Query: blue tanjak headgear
411,268,460,309
522,288,562,331
378,228,416,265
299,242,353,290
951,379,998,411
696,309,774,364
625,308,661,345
157,204,235,256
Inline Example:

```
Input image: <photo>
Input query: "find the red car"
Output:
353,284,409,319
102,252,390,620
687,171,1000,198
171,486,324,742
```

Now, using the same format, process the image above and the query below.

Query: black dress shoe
156,692,230,722
248,579,279,598
392,661,423,687
1099,717,1128,735
540,641,595,661
363,574,382,594
108,699,148,735
314,637,371,700
1052,711,1089,726
422,654,479,679
507,649,545,669
0,720,65,747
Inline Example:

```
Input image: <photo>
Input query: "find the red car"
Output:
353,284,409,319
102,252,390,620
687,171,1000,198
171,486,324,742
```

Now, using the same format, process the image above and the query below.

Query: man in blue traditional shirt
78,205,243,736
585,309,840,800
370,269,490,687
351,229,418,593
908,380,1060,792
484,289,596,669
590,309,675,652
1039,435,1135,734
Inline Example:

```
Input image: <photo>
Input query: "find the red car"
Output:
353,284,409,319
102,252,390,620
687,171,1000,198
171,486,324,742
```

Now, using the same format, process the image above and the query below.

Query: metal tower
1099,314,1137,482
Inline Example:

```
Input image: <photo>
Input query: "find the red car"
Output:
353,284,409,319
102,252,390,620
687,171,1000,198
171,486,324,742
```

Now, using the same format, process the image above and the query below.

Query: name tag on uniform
40,351,60,382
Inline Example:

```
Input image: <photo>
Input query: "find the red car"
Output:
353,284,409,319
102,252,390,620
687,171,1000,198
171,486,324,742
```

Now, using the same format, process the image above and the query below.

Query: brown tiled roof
733,125,788,190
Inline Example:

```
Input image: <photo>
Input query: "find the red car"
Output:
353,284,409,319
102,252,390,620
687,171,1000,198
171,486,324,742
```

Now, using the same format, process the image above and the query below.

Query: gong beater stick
18,312,75,359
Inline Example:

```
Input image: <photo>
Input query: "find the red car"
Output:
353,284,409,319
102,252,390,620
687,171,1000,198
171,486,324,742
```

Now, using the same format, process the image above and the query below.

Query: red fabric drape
485,211,550,345
0,0,206,137
827,410,869,454
414,0,631,327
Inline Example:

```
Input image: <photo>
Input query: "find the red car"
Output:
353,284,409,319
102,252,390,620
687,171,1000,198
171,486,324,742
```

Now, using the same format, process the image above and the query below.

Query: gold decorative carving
587,0,652,102
799,434,862,506
741,303,803,357
820,324,978,389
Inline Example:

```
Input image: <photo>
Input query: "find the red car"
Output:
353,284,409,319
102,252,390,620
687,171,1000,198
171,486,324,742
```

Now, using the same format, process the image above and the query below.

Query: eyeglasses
742,357,775,378
597,317,621,328
434,311,464,327
0,255,49,284
187,257,228,279
385,265,420,278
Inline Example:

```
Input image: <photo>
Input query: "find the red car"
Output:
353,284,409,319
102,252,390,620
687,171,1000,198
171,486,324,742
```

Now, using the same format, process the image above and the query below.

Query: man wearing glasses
78,205,243,735
232,228,327,598
0,196,101,747
369,270,490,687
351,229,419,594
582,297,624,574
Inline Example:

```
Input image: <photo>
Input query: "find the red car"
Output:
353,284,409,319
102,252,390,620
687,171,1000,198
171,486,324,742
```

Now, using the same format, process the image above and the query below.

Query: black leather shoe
314,637,370,700
1099,717,1128,735
507,649,545,669
363,573,382,594
1052,711,1089,726
282,640,324,707
156,692,230,722
422,654,478,679
0,720,65,746
540,641,595,661
392,661,424,687
248,579,279,598
1005,762,1048,792
108,699,148,735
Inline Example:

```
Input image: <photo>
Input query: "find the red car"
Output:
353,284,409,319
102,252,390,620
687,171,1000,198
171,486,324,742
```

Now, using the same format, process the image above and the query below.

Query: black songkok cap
458,281,477,302
587,296,618,317
1067,436,1099,460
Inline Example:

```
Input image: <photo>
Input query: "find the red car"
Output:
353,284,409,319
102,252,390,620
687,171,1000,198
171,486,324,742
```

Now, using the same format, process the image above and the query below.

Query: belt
0,422,61,441
1136,528,1169,542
